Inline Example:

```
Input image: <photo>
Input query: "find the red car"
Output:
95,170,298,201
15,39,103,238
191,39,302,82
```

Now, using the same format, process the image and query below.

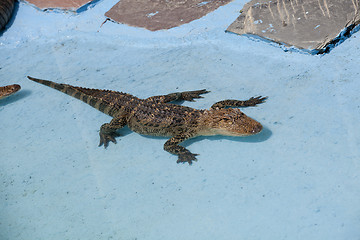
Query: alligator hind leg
147,89,210,103
211,96,267,109
99,116,127,148
164,132,198,165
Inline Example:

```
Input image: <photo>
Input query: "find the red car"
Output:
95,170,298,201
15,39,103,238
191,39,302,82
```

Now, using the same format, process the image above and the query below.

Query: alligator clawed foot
246,96,268,106
99,132,121,148
181,89,210,102
177,153,199,165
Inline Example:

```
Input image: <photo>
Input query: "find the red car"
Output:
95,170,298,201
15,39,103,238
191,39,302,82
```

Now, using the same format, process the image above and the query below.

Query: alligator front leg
211,96,267,109
147,89,210,103
164,133,198,165
99,116,127,148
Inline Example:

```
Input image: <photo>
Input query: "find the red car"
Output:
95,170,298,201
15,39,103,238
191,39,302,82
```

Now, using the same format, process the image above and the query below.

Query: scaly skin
28,76,267,164
0,84,21,100
0,0,15,30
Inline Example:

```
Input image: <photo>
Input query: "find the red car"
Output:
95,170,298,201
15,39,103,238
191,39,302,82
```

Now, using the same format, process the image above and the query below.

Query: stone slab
105,0,233,31
24,0,93,11
227,0,360,53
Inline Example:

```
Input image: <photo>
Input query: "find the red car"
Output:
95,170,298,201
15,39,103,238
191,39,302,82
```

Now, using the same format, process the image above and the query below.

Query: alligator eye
221,117,231,122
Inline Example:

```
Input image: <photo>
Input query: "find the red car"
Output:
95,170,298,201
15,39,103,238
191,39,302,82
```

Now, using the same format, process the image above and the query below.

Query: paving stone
24,0,93,11
227,0,360,53
105,0,233,31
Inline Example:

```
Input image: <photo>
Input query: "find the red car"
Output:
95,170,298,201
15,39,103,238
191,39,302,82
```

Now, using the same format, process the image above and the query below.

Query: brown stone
227,0,360,53
24,0,93,11
105,0,233,31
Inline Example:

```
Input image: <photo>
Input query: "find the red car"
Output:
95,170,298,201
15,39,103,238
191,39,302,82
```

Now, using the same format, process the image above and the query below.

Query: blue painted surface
1,1,360,239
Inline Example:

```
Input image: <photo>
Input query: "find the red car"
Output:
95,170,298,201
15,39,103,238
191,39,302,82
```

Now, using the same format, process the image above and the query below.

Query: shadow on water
183,126,272,147
0,1,19,37
136,126,272,146
0,89,31,107
77,0,103,13
116,126,133,137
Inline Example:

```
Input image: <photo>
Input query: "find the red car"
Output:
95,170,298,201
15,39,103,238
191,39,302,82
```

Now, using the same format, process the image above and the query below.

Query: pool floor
1,1,360,239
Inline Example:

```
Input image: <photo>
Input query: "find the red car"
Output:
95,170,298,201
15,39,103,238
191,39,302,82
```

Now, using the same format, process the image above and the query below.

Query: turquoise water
1,1,360,239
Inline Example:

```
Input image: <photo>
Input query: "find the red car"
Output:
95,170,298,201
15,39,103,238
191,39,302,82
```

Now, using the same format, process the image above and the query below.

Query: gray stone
227,0,360,53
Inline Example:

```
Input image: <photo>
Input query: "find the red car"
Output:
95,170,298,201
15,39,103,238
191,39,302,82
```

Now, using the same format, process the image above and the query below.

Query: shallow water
1,1,360,239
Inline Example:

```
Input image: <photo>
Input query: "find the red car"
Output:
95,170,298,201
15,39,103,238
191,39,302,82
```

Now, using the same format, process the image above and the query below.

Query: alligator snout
251,123,263,134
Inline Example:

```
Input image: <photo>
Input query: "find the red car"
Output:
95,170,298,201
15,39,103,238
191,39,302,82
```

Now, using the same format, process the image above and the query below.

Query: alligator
0,0,15,30
0,84,21,100
28,76,267,164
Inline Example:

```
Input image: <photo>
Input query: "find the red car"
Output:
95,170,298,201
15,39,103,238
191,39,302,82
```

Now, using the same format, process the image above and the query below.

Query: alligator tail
27,76,117,116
